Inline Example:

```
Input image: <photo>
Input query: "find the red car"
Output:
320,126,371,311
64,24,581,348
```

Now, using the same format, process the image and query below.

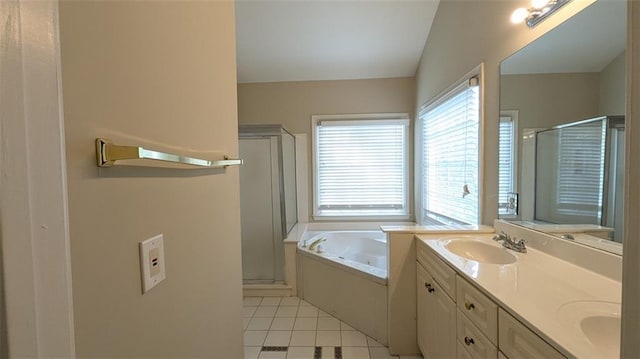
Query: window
498,112,517,216
312,114,409,219
534,119,607,224
420,70,481,225
555,121,606,219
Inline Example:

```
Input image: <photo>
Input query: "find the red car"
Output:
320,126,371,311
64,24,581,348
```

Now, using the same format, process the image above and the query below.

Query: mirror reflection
498,0,626,254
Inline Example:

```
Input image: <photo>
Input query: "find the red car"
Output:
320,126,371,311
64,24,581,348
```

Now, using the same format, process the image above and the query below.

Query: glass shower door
534,115,625,236
239,137,279,283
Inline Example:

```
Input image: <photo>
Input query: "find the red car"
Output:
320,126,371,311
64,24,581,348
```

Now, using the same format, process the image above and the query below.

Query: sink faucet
308,237,326,251
560,234,575,241
492,231,527,253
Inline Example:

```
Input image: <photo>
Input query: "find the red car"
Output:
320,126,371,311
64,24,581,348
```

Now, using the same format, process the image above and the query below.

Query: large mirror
499,0,626,255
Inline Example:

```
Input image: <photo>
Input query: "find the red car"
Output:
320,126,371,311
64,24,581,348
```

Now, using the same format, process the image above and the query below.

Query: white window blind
498,116,515,215
421,78,480,225
556,121,606,219
314,117,409,218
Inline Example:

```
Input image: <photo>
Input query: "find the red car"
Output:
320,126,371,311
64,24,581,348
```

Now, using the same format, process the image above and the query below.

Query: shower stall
535,115,625,241
239,125,297,284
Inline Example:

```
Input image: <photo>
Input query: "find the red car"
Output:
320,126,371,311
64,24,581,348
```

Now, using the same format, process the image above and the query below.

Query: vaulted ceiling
235,0,440,84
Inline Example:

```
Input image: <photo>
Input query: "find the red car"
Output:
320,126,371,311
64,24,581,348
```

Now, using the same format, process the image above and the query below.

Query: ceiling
235,0,440,84
501,0,626,75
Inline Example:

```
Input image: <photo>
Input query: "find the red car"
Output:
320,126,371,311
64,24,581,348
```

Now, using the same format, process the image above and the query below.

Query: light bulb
531,0,550,9
510,8,529,24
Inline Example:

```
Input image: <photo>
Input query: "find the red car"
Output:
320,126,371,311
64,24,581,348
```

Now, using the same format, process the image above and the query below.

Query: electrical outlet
139,234,166,293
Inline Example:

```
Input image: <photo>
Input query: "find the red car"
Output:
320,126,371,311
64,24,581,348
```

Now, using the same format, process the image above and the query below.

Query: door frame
0,1,75,357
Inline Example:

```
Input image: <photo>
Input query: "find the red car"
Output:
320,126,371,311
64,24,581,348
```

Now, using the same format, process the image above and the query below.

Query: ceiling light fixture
511,0,572,28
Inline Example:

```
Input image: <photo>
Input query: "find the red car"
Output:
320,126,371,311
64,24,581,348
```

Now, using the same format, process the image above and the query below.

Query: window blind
315,119,408,217
556,121,606,219
421,80,480,225
498,116,515,214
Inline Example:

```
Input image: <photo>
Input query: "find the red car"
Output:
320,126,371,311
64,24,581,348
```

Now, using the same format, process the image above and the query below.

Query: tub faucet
308,237,326,251
492,231,527,253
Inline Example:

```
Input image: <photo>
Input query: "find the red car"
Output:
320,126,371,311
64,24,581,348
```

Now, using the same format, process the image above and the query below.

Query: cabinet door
417,263,457,359
417,263,430,354
498,309,565,359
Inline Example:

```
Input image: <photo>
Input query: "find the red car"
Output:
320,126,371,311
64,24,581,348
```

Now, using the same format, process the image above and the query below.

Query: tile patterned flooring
244,296,423,359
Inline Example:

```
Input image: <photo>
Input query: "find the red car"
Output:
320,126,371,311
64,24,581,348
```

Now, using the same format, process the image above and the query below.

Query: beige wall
238,78,416,221
415,0,596,224
59,2,243,357
501,72,600,129
600,50,627,115
501,72,600,201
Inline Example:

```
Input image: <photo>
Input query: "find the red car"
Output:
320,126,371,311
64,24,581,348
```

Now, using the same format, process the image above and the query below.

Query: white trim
498,110,519,218
417,63,485,225
478,63,486,226
622,1,640,357
0,1,75,357
312,113,410,122
419,64,484,116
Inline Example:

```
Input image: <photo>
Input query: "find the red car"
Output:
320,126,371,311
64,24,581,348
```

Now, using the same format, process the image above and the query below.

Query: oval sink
581,315,620,358
557,300,621,358
445,240,517,264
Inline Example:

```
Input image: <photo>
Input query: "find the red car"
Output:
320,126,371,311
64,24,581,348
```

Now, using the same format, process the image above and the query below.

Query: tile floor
243,296,423,359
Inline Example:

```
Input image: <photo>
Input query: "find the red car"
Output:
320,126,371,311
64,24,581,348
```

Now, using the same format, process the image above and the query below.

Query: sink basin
557,300,621,358
581,315,620,357
445,240,517,264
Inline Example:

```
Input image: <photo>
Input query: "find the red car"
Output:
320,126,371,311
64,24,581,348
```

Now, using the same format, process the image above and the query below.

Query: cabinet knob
464,301,475,311
424,282,435,293
464,336,475,346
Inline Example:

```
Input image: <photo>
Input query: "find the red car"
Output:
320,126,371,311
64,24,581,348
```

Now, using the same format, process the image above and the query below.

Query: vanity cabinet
417,262,457,358
416,239,567,359
456,277,498,344
456,309,497,358
498,309,564,359
417,240,457,297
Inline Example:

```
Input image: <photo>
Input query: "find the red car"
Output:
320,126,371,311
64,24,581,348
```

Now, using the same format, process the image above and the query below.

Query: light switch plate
139,234,166,293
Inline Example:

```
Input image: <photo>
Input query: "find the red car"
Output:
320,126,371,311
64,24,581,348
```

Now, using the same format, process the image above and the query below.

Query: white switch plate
139,234,166,293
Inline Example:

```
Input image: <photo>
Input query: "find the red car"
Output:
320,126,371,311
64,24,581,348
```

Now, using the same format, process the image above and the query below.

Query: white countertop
417,233,622,359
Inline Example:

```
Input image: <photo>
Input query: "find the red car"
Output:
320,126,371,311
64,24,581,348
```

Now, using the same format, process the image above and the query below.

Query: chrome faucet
560,234,575,241
492,231,527,253
308,237,326,251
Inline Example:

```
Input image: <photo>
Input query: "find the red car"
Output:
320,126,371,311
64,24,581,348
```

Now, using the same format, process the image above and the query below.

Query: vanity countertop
417,233,622,359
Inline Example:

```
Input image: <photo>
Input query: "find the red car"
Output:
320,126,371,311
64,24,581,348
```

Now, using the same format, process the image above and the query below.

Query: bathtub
297,231,388,345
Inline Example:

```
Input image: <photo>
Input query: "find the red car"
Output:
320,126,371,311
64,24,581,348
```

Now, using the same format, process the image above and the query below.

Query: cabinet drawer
457,309,498,359
457,340,475,359
417,240,457,300
498,309,565,359
456,277,498,344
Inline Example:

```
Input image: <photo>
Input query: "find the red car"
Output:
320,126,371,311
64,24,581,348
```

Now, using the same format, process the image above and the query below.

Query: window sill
313,214,412,222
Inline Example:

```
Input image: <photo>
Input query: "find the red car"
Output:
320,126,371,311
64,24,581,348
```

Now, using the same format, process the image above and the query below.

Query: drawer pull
464,302,475,311
424,282,435,293
464,336,475,346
